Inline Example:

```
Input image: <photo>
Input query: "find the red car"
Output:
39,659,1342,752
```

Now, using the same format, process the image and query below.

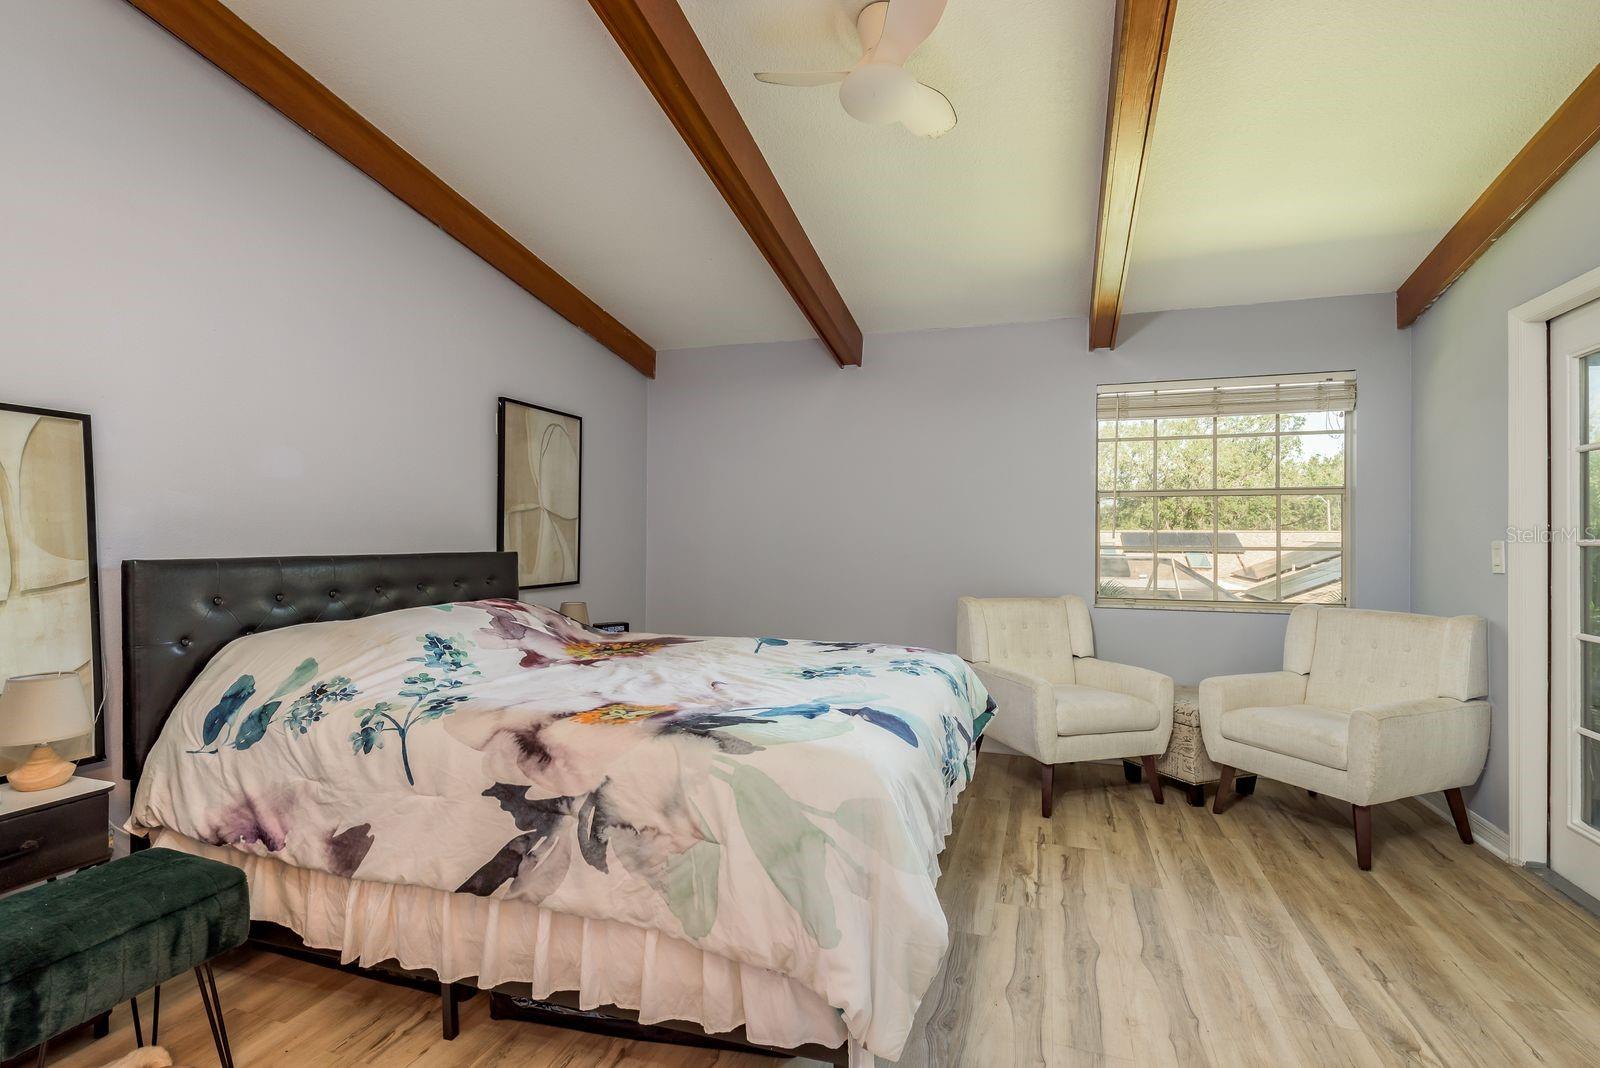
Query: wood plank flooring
38,755,1600,1067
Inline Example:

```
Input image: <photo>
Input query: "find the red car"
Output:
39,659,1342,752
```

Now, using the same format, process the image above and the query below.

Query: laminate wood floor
38,755,1600,1067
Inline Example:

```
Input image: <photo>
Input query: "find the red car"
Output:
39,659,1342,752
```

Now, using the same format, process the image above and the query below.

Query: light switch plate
1491,540,1506,574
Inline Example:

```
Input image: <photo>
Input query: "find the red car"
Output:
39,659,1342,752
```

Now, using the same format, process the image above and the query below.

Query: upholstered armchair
956,596,1174,816
1200,604,1489,870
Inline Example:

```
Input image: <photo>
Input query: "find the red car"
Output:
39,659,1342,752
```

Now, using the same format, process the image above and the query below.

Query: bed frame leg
442,981,461,1040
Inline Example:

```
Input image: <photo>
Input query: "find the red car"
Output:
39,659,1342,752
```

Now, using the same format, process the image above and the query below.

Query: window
1095,372,1354,610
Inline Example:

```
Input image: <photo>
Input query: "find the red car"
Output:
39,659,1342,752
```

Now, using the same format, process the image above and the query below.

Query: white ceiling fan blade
900,82,956,137
856,1,889,55
873,0,948,66
754,71,850,86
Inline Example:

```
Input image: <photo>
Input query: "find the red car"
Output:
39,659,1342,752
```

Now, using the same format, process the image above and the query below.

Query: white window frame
1094,371,1356,613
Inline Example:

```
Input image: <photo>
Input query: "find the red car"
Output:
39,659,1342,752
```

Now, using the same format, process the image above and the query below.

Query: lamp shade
0,673,93,746
557,601,590,625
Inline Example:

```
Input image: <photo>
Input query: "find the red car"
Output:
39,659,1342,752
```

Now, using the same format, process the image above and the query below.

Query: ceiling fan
755,0,957,138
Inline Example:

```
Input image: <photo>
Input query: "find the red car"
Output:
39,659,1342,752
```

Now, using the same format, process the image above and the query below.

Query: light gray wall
1,1,648,811
647,294,1411,690
1412,147,1600,830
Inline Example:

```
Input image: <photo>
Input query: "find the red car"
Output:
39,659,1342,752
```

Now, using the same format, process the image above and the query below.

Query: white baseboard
1416,793,1512,863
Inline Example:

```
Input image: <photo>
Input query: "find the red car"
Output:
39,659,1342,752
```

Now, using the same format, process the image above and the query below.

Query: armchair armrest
1073,658,1174,722
1346,697,1490,805
966,662,1055,762
1198,671,1309,752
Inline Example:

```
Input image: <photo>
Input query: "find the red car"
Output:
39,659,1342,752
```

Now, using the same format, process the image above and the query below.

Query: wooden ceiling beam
1089,0,1178,351
589,0,864,368
125,0,656,376
1397,63,1600,329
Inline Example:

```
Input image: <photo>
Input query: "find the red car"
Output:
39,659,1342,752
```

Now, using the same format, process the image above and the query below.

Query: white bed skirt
152,830,851,1056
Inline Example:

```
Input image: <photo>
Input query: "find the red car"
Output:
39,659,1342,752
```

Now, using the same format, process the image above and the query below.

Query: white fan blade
755,71,850,86
874,0,948,66
901,82,956,137
856,1,889,55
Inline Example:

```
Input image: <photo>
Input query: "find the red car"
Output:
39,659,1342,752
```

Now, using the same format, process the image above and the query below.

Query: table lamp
0,672,93,791
558,601,590,626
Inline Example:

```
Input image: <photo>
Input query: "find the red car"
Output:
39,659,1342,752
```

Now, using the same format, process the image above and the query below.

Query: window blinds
1096,374,1356,421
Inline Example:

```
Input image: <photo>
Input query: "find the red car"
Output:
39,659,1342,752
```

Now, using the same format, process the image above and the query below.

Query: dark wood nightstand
0,777,114,896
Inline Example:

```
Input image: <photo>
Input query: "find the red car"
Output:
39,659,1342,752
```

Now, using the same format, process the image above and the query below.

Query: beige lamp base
8,744,75,791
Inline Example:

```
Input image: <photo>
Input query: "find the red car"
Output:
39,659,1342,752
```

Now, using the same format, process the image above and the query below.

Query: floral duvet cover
131,599,991,1059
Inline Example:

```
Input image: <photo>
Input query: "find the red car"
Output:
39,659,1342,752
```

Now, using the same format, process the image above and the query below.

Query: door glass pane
1114,440,1154,490
1216,496,1277,602
1585,451,1600,539
1582,735,1600,831
1280,433,1344,488
1156,437,1212,490
1585,355,1600,445
1217,436,1276,488
1585,547,1600,636
1584,640,1600,733
1098,419,1117,441
1118,418,1154,439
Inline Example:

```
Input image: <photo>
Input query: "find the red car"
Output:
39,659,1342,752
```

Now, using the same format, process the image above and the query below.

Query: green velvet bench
0,847,249,1067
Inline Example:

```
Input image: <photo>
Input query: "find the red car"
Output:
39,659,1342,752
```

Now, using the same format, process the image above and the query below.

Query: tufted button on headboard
121,552,517,784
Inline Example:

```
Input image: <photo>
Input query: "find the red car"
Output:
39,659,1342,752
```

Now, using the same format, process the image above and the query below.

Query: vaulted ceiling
216,0,1600,352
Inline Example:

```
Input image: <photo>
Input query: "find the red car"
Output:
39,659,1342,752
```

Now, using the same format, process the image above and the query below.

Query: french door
1550,296,1600,899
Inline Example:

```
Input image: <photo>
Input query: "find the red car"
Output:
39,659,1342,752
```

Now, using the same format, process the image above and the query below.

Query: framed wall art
0,402,104,779
497,397,581,589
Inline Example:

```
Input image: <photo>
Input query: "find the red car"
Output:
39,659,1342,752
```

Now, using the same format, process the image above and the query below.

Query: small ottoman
0,847,249,1065
1125,685,1257,806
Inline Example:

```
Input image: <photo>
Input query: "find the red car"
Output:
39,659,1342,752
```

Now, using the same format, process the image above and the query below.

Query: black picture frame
0,401,105,780
497,397,582,590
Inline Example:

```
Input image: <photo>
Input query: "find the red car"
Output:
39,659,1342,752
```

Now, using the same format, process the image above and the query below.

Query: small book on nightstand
0,775,114,894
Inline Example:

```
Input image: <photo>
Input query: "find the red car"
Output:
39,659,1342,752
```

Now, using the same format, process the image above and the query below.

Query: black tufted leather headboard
121,552,517,785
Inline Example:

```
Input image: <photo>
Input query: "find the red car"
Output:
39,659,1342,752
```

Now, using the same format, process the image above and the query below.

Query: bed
122,552,990,1066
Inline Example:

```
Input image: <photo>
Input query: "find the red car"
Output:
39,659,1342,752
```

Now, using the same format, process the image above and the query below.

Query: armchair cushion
1052,685,1161,737
1219,704,1349,770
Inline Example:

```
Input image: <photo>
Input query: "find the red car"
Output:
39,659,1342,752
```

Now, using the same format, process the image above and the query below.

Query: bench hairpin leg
33,1037,47,1068
194,963,235,1068
151,983,161,1047
130,995,144,1047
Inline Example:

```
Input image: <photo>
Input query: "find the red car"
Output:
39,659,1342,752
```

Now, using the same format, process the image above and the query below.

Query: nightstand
0,776,114,895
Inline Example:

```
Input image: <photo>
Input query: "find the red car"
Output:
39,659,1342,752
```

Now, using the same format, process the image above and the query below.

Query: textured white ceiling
219,0,810,351
1124,0,1600,314
215,1,1600,349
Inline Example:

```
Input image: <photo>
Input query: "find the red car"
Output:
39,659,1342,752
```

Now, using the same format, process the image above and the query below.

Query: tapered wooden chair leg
1444,788,1474,844
1212,765,1236,814
1040,762,1055,819
1353,804,1373,871
1141,755,1164,804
